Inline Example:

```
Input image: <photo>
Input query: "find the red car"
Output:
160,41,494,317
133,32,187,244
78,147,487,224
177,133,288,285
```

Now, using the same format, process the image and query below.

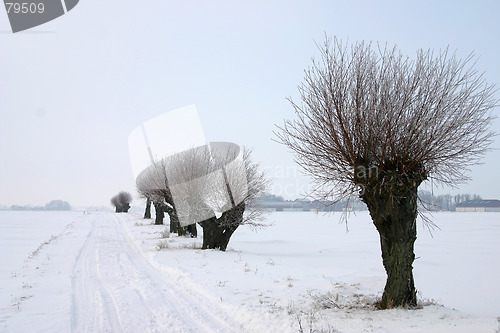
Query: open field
1,210,499,332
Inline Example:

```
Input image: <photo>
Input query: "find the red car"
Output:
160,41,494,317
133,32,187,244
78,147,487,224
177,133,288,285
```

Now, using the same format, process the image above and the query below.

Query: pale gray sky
1,0,499,207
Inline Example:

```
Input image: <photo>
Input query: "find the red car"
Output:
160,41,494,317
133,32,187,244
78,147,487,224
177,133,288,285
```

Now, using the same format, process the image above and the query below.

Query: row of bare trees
118,35,495,311
136,143,269,250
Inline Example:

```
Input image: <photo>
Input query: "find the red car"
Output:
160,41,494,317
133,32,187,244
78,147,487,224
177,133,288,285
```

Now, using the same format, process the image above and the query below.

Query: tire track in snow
70,214,124,333
70,212,248,333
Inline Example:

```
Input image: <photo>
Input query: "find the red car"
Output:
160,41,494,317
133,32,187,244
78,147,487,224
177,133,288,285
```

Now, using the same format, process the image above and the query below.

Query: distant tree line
9,200,71,211
256,191,485,212
418,191,482,211
254,193,368,212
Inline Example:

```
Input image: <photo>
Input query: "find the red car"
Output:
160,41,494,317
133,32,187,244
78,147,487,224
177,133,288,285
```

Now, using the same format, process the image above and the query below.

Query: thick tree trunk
199,218,238,251
153,202,164,225
189,224,197,237
115,203,130,213
144,198,152,219
199,202,245,251
359,169,424,309
170,219,179,233
176,224,197,237
178,225,186,236
165,206,179,233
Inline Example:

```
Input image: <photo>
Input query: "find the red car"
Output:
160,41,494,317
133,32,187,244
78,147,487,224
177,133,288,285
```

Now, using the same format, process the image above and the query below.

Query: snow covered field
0,210,499,332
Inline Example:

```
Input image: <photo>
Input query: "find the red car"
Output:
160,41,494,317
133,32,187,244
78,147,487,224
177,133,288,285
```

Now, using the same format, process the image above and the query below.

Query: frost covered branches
239,148,270,227
153,144,269,228
135,143,269,249
276,37,497,200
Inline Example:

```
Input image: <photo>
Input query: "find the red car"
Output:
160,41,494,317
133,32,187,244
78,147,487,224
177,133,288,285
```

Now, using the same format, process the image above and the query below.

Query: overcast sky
1,0,499,207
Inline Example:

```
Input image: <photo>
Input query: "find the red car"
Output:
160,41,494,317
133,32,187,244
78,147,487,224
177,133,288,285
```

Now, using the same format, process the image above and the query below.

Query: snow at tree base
1,210,499,332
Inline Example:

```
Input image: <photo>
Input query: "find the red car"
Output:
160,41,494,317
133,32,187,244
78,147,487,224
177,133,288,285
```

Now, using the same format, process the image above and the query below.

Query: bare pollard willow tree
276,37,497,309
167,143,268,250
136,143,269,250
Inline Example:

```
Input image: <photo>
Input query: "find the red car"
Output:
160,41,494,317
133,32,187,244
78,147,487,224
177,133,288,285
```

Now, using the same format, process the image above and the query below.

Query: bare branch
275,37,497,202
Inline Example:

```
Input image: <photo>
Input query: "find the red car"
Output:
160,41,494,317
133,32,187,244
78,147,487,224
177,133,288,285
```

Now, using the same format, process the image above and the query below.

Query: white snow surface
1,210,499,332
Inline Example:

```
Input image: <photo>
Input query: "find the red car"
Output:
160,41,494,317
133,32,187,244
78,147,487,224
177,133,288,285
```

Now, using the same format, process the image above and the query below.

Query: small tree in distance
111,191,132,213
276,37,497,309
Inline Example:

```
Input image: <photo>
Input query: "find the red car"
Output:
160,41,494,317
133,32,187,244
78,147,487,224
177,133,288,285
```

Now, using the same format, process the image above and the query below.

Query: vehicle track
70,212,246,333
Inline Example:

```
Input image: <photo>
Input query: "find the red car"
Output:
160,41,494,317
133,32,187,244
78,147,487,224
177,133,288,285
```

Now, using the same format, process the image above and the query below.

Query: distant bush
45,200,71,211
9,200,71,211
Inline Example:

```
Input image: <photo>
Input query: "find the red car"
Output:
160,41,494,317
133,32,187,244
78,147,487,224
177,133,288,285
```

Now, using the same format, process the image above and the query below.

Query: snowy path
70,213,247,333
